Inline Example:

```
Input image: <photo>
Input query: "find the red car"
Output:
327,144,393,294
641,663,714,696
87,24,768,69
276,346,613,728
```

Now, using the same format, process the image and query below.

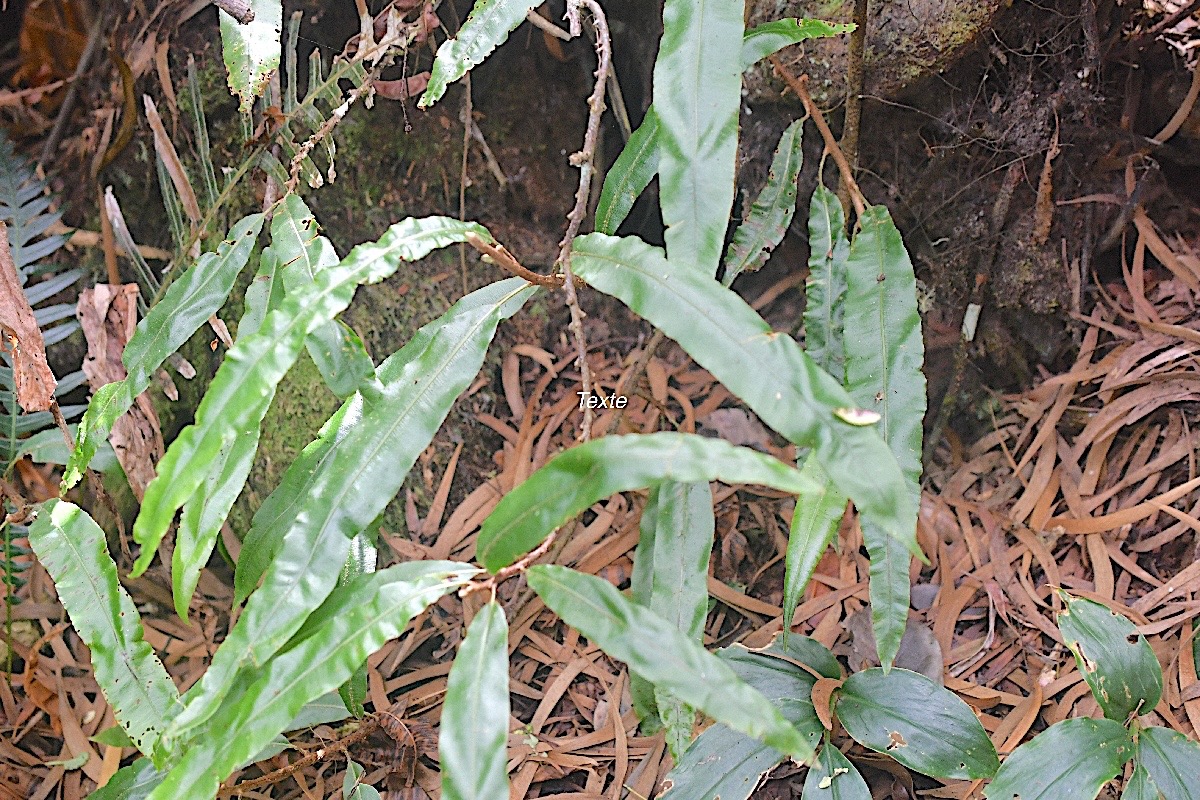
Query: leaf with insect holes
985,718,1133,800
1055,591,1163,723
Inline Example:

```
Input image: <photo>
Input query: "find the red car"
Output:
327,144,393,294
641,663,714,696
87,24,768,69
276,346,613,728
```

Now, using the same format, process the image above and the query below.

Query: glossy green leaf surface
27,500,179,755
220,0,282,113
802,739,871,800
1056,591,1164,723
723,119,803,286
133,215,491,576
343,761,383,800
654,0,743,275
64,214,263,489
661,636,832,799
837,668,998,779
419,0,539,108
629,481,713,755
170,276,534,745
336,532,377,718
441,601,510,800
1136,725,1200,800
570,233,920,561
740,18,853,67
88,759,165,800
148,562,477,797
984,718,1133,800
842,205,926,668
1121,765,1162,800
478,432,816,572
803,182,849,382
529,565,815,762
783,457,846,642
307,319,375,398
595,108,659,236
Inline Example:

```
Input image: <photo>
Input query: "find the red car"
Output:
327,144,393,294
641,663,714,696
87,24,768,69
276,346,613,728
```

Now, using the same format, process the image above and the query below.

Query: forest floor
3,1,1200,798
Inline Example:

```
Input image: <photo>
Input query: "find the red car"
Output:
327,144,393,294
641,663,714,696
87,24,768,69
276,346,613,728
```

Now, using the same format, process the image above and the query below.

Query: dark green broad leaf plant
13,0,1029,797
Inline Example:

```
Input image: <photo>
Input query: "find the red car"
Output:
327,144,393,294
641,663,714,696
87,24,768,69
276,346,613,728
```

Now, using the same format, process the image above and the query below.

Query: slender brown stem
838,0,868,221
217,718,381,797
555,0,612,443
465,233,565,288
769,57,867,219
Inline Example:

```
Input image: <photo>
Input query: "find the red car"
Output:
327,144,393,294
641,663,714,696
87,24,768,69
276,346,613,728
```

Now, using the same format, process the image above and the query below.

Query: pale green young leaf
782,457,846,642
837,668,998,779
219,0,282,113
629,481,713,755
723,119,804,286
654,0,743,275
147,562,477,798
1056,591,1164,723
477,432,817,572
1135,726,1200,800
803,181,849,382
169,277,534,746
570,233,921,562
27,500,179,755
64,214,263,489
441,602,510,800
841,205,926,668
528,565,816,762
740,18,853,66
984,718,1133,800
419,0,540,108
802,738,872,800
133,215,491,576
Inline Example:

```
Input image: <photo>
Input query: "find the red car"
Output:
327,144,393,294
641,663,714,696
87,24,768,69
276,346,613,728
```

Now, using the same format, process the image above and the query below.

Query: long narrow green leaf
740,18,853,67
654,0,743,275
336,532,378,718
1056,591,1164,723
167,198,336,612
171,426,260,617
595,20,843,237
528,565,816,763
1135,726,1200,800
629,481,713,755
842,205,926,668
133,215,490,575
477,432,816,572
722,119,804,286
441,601,510,800
595,108,660,236
419,0,539,108
306,319,375,398
984,719,1133,800
147,562,477,798
167,277,535,748
27,500,179,754
64,214,264,489
660,636,834,799
802,738,872,800
803,182,849,383
570,233,920,562
220,0,282,113
782,457,846,641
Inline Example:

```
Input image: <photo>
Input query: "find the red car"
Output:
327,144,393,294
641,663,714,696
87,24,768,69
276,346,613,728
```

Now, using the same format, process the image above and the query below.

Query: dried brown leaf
0,223,56,412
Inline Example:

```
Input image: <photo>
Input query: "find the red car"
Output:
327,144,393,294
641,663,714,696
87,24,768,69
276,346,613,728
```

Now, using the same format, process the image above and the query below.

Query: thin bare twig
769,57,867,219
38,4,107,170
460,72,472,296
465,233,566,289
838,0,868,221
217,717,381,797
213,0,255,24
555,0,612,442
526,8,570,40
